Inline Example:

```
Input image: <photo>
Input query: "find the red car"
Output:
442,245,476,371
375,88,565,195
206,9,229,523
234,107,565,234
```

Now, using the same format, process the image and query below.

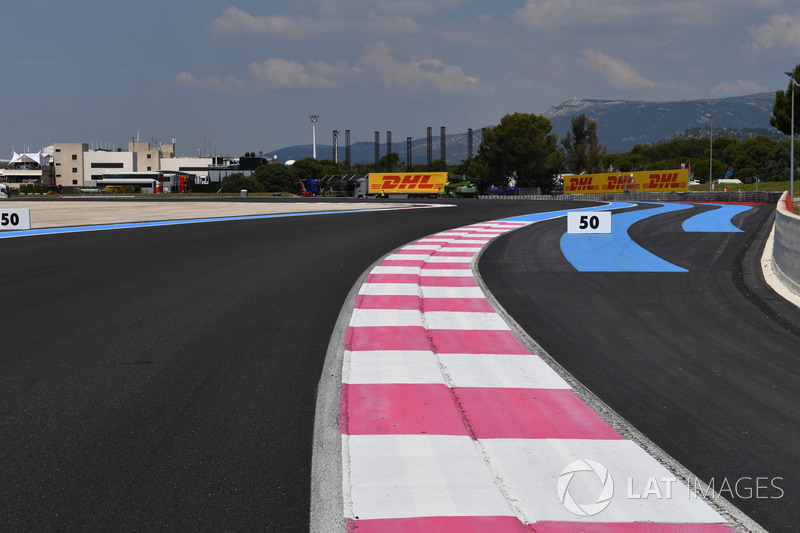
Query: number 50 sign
0,209,32,231
567,211,611,234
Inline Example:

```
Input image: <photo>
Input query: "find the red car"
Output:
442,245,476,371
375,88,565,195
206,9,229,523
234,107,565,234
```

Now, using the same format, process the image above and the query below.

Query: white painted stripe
439,353,570,389
481,439,726,524
346,350,445,384
372,265,421,275
350,309,422,327
358,283,420,296
430,232,474,238
420,286,486,298
385,253,432,261
424,311,510,330
437,246,483,252
343,434,515,520
424,256,476,264
404,245,443,250
419,269,474,277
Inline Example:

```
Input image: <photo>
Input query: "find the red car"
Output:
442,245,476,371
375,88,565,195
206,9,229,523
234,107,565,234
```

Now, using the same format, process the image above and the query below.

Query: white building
51,141,209,189
84,150,135,186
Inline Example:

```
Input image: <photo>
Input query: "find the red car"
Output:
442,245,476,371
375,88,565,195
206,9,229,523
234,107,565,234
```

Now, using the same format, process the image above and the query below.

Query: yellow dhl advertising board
368,172,447,194
563,169,690,194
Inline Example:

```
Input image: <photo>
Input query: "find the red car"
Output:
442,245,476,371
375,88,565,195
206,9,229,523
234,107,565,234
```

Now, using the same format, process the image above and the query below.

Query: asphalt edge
471,218,768,533
309,250,394,533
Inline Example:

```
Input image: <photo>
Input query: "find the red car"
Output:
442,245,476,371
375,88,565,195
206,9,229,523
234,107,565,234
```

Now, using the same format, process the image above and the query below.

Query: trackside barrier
773,191,800,297
479,191,783,203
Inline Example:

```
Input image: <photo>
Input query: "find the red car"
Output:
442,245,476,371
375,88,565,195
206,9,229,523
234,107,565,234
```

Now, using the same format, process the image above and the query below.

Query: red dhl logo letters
564,169,689,194
380,174,436,190
647,172,685,189
566,176,601,192
369,172,447,192
604,175,637,191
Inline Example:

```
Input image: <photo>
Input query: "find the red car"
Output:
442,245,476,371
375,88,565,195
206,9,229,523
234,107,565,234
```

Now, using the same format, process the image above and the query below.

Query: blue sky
3,1,799,159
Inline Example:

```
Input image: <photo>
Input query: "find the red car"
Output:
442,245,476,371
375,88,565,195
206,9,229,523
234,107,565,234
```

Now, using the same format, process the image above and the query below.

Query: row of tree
222,64,800,194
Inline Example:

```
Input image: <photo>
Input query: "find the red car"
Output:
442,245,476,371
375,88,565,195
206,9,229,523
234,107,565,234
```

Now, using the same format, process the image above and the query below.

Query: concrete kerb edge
470,222,768,533
309,245,405,533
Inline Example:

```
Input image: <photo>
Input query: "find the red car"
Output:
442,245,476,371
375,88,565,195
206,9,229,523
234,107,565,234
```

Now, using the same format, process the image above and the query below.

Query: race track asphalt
479,202,799,532
0,199,592,531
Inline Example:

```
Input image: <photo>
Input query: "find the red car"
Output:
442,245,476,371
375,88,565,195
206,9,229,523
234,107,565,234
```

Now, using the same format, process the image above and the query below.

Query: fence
772,192,800,296
479,191,784,203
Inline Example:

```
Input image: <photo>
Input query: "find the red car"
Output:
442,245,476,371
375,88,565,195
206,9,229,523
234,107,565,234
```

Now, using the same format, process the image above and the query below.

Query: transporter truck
354,172,448,199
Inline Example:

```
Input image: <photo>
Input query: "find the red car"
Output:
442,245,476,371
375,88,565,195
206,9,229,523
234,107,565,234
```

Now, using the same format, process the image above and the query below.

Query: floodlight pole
708,114,713,192
309,114,319,159
786,71,797,200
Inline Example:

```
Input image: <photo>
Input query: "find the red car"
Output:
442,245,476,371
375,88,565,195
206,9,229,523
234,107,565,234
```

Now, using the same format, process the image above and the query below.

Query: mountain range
264,92,783,164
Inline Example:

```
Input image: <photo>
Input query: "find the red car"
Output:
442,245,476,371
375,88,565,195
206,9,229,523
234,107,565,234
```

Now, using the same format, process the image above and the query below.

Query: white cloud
366,0,464,15
174,58,357,93
357,42,491,93
710,79,769,95
581,49,658,89
176,42,490,95
514,1,764,29
750,12,800,51
174,71,248,94
208,7,297,37
515,0,573,27
248,58,357,88
207,6,421,39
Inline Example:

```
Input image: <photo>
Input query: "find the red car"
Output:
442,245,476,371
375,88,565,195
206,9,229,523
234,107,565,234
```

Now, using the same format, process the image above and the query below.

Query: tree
771,64,800,136
220,172,264,193
561,114,606,173
476,112,562,189
253,163,300,194
377,152,402,172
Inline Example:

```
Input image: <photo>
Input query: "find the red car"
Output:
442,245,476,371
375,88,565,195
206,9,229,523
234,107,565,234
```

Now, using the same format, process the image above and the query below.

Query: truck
0,184,9,198
444,180,477,198
353,172,448,199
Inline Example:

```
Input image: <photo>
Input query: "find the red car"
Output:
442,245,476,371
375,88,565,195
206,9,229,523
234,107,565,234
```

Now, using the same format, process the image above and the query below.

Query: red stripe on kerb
429,329,529,354
366,273,420,284
341,383,469,436
345,326,432,351
421,262,472,269
421,298,494,312
354,294,421,310
455,388,622,440
418,277,478,287
392,249,433,255
354,295,493,312
429,251,478,257
346,516,531,532
379,260,427,268
533,522,733,532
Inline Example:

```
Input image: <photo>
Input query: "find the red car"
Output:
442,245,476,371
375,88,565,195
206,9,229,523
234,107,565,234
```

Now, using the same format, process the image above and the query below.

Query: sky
3,1,799,159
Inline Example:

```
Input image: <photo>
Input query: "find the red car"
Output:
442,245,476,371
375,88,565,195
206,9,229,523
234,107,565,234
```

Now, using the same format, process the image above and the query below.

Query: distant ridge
265,93,780,163
542,92,778,153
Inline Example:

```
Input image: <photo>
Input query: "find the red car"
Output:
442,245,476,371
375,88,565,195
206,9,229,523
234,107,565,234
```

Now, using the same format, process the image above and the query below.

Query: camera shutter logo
557,459,614,516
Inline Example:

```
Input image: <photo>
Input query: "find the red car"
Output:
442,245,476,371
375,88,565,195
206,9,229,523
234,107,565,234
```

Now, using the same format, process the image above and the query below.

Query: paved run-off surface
2,199,401,228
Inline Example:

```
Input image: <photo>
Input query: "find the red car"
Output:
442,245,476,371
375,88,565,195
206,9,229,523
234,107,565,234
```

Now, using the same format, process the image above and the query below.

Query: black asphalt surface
0,199,591,532
480,202,799,533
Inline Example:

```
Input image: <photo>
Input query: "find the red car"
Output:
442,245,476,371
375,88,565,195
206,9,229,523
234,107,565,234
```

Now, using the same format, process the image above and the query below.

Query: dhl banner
368,172,447,193
563,169,689,194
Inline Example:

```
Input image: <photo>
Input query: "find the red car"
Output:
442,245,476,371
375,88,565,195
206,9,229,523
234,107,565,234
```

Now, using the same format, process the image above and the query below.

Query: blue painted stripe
560,202,691,272
682,204,751,232
0,208,393,240
501,202,635,223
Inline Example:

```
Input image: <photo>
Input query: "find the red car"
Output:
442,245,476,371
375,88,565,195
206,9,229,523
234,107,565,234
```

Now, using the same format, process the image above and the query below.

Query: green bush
220,173,264,193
